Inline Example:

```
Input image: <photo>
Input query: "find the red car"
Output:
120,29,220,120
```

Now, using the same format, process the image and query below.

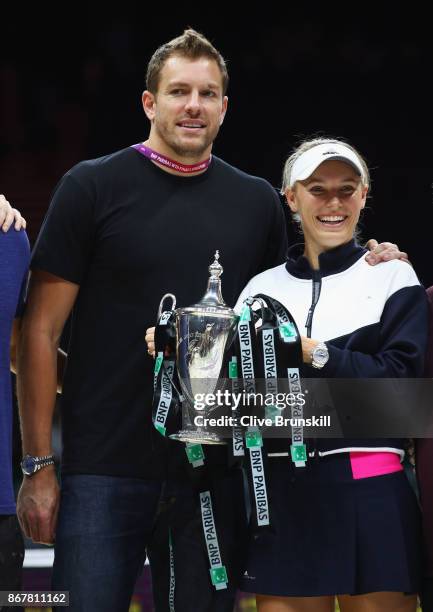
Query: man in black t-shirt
16,29,407,612
15,29,287,612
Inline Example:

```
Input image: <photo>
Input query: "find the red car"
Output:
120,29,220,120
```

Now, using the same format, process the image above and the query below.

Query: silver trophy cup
158,251,238,444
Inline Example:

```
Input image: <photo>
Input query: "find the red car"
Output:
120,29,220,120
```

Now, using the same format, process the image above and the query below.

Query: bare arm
11,318,67,392
16,269,78,544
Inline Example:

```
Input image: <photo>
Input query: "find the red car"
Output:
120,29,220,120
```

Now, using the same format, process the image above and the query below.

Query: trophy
157,251,238,444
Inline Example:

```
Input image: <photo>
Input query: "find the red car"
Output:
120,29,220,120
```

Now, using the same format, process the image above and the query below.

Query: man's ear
142,90,156,121
219,96,228,125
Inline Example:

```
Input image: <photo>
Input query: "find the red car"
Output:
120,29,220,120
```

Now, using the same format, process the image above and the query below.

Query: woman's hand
145,326,156,358
301,336,319,364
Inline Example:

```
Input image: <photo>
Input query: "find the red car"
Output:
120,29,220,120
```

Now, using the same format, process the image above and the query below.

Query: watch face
22,455,36,475
316,348,327,361
313,345,329,365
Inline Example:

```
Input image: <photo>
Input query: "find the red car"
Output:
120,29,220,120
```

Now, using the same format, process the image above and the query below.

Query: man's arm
16,270,79,545
11,318,68,392
0,194,27,231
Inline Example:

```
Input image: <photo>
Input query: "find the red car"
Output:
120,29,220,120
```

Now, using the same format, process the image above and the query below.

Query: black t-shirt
32,146,288,479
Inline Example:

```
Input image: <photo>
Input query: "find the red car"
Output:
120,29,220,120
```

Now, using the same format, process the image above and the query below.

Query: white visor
289,143,366,187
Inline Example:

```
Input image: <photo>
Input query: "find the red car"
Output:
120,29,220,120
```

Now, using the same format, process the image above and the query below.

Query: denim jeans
52,474,162,612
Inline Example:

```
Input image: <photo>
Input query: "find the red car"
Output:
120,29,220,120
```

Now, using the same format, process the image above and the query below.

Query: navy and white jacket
235,240,429,458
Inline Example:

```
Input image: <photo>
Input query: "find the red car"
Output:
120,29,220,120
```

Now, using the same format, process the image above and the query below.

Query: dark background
1,6,432,286
3,6,433,580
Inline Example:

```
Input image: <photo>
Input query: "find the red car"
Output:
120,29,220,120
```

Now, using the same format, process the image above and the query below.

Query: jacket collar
285,239,367,279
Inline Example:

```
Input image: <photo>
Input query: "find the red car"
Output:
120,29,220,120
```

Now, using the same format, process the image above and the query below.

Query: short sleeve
15,271,28,317
31,171,96,285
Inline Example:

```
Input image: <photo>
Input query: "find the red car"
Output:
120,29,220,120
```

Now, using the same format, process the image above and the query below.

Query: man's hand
364,239,409,265
17,467,60,545
0,194,27,231
145,326,156,358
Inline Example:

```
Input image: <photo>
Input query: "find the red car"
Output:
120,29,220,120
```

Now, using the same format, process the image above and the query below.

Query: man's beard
169,140,210,158
156,122,219,159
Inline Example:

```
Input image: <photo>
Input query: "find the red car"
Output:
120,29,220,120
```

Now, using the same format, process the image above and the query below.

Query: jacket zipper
305,269,322,459
305,270,322,338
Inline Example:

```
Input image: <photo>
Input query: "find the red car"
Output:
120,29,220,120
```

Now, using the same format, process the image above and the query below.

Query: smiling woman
235,137,428,612
282,139,370,268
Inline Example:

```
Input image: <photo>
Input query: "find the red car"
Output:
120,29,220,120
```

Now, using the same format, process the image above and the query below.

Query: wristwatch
21,454,55,476
311,342,329,369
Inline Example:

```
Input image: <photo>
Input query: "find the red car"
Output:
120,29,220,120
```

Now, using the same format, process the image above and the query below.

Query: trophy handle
157,293,177,319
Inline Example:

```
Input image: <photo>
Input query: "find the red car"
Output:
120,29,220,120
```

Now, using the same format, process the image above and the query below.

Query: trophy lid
200,250,226,307
172,250,231,315
177,251,235,317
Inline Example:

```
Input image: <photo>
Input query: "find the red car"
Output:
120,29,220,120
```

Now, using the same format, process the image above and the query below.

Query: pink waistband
349,451,403,480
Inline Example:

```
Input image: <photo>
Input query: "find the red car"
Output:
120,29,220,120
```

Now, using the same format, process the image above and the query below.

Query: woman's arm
316,284,428,378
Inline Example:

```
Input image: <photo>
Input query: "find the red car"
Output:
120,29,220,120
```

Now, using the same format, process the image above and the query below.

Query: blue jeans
52,474,162,612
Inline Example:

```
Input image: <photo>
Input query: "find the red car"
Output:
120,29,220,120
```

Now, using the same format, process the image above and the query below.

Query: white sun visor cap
289,143,366,188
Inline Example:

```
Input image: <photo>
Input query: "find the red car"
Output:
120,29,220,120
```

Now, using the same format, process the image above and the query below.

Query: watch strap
21,454,55,476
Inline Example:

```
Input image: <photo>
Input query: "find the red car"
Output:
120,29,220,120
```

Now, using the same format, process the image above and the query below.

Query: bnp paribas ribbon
152,251,238,592
236,293,305,531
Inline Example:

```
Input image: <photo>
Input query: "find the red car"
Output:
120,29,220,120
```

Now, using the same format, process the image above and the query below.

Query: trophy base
169,430,227,445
